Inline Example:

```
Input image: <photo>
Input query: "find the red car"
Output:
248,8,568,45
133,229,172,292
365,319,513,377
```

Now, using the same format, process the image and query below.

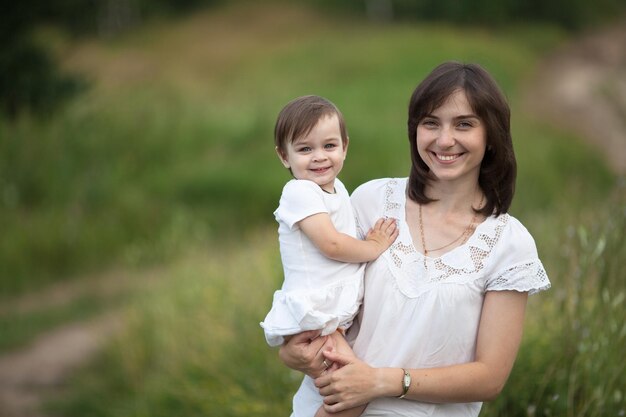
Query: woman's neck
424,178,482,215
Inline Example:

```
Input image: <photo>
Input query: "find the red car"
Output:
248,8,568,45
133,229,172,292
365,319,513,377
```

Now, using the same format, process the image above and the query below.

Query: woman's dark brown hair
407,61,516,216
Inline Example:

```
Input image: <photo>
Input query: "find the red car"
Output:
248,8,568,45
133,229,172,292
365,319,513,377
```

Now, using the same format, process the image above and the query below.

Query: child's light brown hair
274,95,348,159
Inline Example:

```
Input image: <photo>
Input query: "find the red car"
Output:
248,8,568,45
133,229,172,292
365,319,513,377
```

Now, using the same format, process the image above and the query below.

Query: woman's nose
437,126,455,148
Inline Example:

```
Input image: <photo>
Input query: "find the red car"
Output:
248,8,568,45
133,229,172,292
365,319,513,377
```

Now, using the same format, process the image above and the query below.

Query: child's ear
275,146,290,169
343,137,349,159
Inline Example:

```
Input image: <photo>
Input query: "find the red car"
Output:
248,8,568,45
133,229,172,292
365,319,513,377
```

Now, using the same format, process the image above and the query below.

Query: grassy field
1,2,623,416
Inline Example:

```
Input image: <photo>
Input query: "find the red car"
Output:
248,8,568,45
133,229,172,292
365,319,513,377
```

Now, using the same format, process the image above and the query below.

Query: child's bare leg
326,330,356,368
314,330,366,416
314,404,367,417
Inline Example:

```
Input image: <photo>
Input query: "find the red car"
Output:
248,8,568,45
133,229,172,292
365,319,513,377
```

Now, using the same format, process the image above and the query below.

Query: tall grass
49,193,625,416
1,2,594,296
482,188,626,416
50,231,298,416
1,2,623,416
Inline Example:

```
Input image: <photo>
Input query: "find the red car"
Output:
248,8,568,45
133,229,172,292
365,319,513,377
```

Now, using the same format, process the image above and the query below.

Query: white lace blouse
290,178,550,417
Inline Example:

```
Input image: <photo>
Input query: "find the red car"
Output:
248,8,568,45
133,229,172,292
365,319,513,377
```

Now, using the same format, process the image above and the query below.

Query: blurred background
0,0,624,416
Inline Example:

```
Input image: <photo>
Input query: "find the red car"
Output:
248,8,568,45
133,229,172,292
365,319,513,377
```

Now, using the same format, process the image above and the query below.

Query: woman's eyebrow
454,114,480,120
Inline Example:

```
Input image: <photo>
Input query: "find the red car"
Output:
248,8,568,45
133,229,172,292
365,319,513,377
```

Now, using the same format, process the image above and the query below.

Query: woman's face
416,89,486,185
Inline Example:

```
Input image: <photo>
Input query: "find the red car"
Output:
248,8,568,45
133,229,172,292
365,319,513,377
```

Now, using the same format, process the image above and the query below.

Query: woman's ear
275,146,290,169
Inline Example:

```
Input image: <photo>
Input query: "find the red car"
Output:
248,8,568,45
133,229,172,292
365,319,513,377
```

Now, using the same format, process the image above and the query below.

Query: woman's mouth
434,152,462,162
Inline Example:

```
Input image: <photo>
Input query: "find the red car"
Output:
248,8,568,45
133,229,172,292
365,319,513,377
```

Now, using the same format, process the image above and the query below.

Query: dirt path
0,268,160,417
0,19,624,417
0,314,124,417
523,19,626,175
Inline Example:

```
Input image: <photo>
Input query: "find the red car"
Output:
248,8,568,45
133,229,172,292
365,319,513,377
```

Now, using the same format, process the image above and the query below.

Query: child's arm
298,214,397,263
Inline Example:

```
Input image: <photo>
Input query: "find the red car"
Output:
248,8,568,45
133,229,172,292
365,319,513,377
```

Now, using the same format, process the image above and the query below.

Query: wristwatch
398,368,411,399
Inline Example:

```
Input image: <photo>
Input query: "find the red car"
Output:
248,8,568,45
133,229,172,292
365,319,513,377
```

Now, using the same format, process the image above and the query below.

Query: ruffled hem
260,276,363,346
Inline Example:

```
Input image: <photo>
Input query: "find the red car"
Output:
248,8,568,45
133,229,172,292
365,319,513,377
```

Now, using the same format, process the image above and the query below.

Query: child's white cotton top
260,178,365,347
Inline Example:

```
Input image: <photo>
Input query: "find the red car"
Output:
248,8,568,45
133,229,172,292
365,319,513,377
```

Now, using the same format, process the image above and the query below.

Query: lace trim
487,260,551,295
377,179,548,297
384,179,506,283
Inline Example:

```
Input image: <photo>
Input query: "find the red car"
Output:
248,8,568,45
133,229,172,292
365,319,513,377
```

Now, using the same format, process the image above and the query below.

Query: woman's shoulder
485,213,540,264
498,214,538,251
352,177,406,200
483,213,550,294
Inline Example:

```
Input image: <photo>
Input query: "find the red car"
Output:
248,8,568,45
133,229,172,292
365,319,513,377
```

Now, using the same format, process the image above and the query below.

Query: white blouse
290,178,550,417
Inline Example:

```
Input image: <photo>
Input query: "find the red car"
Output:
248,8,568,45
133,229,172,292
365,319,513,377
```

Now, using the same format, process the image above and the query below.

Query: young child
260,95,398,417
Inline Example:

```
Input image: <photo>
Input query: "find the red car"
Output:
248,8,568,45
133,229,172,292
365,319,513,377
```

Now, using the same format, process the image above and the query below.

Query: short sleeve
274,180,328,230
485,217,551,295
486,259,550,294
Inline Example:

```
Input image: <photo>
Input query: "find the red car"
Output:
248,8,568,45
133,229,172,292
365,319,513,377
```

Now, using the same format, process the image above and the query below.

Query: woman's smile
416,89,486,183
433,152,464,162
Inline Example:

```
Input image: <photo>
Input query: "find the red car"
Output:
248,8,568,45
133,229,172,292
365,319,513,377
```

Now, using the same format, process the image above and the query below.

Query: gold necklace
418,195,483,257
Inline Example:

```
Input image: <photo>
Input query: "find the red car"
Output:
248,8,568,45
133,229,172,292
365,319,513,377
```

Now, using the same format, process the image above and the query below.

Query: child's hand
365,218,398,255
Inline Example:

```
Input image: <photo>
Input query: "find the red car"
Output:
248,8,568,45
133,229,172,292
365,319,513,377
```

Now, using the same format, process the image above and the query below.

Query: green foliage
308,0,626,30
482,189,626,416
0,35,86,118
1,5,586,296
0,4,614,417
48,237,296,416
48,193,626,416
1,4,617,416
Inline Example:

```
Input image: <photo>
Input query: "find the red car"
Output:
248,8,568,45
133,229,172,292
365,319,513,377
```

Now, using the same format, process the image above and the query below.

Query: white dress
260,178,365,347
291,178,551,416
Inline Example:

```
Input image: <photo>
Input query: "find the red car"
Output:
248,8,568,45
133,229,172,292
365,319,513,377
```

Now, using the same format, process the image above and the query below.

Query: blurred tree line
0,0,221,119
1,0,624,119
323,0,626,29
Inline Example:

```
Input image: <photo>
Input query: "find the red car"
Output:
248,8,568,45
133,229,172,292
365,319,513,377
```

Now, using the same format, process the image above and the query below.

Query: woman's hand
314,349,381,413
278,330,334,378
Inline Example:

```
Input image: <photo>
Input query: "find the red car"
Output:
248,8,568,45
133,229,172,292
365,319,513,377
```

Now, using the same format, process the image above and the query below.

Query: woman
279,61,551,416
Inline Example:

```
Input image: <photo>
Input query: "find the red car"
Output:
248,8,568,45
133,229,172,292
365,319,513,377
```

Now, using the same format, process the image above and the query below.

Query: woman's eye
457,121,473,129
421,120,438,128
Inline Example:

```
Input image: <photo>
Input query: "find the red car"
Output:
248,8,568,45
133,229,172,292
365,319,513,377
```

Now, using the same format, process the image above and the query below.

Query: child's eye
324,143,337,149
298,146,311,152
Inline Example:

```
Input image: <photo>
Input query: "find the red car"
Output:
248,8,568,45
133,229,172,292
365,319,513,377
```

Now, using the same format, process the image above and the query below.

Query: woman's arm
299,214,397,263
315,290,528,412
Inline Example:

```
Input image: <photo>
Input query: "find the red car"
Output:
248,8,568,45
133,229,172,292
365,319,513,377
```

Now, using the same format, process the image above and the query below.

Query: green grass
47,196,626,416
49,233,298,417
0,2,623,417
483,189,626,417
0,2,579,296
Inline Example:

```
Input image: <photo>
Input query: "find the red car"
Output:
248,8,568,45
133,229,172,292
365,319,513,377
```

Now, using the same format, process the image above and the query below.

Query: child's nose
312,149,327,161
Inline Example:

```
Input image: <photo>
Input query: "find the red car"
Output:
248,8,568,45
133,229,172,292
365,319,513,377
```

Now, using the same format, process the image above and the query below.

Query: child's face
277,114,348,193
